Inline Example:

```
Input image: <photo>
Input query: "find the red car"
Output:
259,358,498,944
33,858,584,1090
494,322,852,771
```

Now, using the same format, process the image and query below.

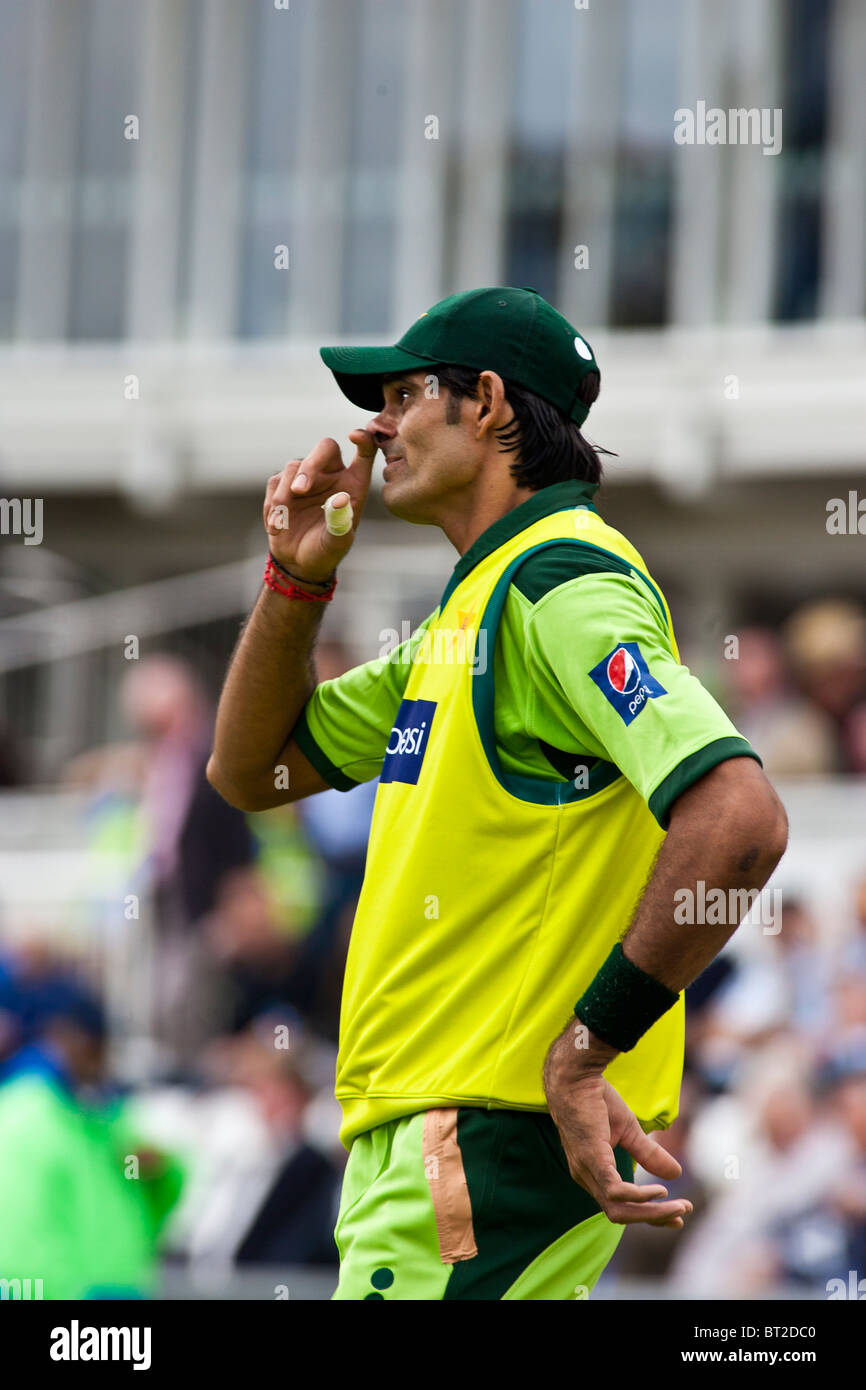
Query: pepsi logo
607,646,640,695
589,641,666,725
380,697,437,785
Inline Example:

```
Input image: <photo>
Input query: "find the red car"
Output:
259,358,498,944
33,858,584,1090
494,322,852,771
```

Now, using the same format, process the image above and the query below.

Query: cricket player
208,287,788,1300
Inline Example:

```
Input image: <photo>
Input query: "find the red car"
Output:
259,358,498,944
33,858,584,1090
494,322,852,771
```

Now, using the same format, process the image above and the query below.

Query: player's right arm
207,431,377,811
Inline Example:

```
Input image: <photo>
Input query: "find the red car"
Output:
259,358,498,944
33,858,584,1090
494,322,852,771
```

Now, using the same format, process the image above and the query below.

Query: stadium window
0,0,31,339
235,0,307,340
339,0,405,336
67,0,138,341
174,0,206,340
772,0,831,321
608,0,683,327
503,0,572,303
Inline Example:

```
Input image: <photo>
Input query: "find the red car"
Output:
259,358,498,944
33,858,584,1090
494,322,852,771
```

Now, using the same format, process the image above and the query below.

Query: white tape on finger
322,494,354,536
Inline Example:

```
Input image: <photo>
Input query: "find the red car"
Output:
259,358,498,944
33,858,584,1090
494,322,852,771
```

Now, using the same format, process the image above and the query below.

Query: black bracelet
268,553,335,588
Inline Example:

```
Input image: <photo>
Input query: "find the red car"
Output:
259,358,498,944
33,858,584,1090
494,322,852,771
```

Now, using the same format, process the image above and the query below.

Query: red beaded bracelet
263,556,337,603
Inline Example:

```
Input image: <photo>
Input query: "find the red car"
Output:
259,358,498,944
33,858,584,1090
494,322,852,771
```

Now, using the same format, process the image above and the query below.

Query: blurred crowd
615,891,866,1296
719,598,866,777
0,640,374,1297
0,604,864,1299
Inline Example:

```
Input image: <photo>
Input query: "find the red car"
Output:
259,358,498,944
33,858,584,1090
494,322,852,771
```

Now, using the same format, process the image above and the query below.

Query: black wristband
268,553,335,588
573,942,680,1053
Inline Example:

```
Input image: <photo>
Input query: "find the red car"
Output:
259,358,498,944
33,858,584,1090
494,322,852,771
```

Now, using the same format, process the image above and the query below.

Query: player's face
368,371,482,524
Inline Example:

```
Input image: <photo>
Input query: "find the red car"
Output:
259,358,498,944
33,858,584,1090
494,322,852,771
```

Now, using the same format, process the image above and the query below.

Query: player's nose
368,410,397,447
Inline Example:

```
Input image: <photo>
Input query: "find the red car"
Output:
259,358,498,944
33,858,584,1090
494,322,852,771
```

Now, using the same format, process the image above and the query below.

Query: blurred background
0,0,865,1299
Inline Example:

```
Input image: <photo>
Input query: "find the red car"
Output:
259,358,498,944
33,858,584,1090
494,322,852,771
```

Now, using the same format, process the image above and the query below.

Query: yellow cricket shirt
293,480,759,1149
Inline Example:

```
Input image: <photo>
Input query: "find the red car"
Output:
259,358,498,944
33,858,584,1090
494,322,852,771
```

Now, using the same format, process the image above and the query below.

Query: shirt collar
438,478,599,613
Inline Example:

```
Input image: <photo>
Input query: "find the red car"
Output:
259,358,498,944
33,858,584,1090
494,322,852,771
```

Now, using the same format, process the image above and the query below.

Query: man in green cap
208,287,787,1300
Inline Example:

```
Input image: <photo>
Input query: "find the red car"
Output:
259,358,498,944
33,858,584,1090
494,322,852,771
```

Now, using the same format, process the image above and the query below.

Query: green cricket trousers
332,1106,631,1300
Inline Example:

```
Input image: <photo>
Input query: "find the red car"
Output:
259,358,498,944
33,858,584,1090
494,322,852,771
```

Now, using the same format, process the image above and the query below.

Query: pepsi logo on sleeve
588,642,666,725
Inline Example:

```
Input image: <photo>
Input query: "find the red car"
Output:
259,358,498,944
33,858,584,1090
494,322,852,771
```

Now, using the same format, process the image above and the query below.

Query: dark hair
426,362,611,490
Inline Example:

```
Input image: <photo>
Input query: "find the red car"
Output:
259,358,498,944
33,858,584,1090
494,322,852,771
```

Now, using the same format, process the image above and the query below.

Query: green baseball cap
319,286,599,427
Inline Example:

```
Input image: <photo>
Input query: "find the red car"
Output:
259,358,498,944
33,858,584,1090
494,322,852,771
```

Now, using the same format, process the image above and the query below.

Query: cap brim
319,344,438,412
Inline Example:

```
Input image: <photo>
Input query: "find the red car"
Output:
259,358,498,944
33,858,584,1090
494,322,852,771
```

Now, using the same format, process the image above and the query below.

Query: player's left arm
525,571,788,1225
544,754,786,1227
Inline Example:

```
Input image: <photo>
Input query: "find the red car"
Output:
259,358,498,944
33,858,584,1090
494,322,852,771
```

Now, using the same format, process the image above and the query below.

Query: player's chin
382,475,422,518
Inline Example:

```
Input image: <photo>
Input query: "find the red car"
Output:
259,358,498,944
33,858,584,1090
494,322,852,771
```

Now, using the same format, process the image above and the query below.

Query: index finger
346,426,379,480
273,438,343,504
598,1174,671,1205
604,1195,693,1226
569,1146,664,1203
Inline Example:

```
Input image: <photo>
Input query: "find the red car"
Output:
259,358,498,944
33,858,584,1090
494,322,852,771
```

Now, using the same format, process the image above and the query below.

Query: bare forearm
549,758,788,1077
209,585,325,795
208,432,377,804
543,759,786,1223
618,757,787,992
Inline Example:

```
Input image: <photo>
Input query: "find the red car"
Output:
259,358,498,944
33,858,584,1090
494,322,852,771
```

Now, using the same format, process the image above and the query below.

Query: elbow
206,755,272,813
756,808,788,880
205,752,230,799
765,794,789,869
733,778,789,881
672,758,789,882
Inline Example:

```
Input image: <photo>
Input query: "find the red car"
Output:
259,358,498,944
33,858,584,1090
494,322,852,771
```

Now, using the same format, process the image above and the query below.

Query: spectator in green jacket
0,976,183,1300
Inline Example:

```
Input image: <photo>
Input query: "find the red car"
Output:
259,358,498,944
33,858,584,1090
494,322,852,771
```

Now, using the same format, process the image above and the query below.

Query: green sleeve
293,612,437,791
524,572,760,828
0,1083,82,1299
110,1102,186,1239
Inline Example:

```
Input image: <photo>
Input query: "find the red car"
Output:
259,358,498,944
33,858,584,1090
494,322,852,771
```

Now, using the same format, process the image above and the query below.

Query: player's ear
475,371,510,438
